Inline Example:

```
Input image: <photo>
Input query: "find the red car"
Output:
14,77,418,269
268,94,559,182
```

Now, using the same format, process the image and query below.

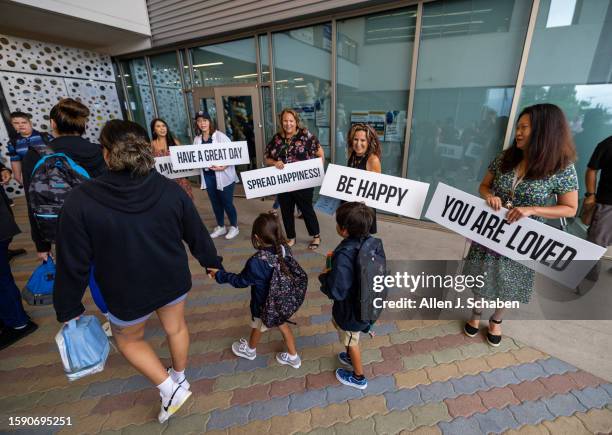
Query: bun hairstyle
50,98,90,135
251,212,292,276
99,119,154,176
277,108,302,134
347,123,382,158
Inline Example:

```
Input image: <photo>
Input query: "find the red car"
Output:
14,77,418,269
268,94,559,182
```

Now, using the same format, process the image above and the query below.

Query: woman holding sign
463,104,578,346
53,120,223,423
347,123,382,234
194,111,240,240
150,118,194,200
265,108,324,249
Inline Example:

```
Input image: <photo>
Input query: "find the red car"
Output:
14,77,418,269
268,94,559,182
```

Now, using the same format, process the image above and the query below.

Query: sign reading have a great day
154,156,200,180
425,183,607,289
241,159,325,199
170,141,250,170
319,164,430,219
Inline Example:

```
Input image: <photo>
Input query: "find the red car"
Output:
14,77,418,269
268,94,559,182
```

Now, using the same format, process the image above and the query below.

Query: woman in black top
265,108,324,249
346,123,382,234
53,120,222,423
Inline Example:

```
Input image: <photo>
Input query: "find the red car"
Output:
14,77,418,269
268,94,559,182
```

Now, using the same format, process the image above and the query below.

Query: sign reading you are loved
154,156,200,179
170,141,250,170
241,159,325,199
425,183,607,289
319,164,430,219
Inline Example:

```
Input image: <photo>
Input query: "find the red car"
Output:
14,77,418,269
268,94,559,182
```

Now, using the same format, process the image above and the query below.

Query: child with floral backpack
208,212,307,368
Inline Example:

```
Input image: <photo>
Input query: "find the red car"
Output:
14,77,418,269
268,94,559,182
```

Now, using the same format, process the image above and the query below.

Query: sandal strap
489,317,503,324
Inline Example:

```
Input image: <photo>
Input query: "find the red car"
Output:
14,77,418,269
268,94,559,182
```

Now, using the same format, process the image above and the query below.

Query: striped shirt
7,130,51,161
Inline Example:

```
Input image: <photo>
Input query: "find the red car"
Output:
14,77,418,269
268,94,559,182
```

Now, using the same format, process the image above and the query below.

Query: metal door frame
192,84,265,167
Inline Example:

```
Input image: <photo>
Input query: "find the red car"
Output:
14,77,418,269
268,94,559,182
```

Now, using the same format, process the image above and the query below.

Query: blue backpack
22,257,56,306
28,146,90,243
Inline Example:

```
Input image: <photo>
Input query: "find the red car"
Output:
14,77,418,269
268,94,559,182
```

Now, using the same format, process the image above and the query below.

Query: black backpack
356,236,388,324
28,145,90,243
255,247,308,328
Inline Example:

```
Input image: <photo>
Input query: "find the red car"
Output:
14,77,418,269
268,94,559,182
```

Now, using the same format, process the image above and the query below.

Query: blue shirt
7,130,51,161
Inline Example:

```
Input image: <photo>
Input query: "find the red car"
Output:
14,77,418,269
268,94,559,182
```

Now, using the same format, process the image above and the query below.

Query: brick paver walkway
1,195,611,434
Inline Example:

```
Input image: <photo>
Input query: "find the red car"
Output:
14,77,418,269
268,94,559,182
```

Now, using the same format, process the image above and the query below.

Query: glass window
262,86,275,144
259,34,270,82
273,24,332,162
406,0,532,211
190,38,257,87
517,0,612,199
336,8,417,176
123,58,155,131
149,52,191,144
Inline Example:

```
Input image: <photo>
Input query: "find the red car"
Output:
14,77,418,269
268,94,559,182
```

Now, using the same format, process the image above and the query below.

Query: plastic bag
55,315,110,381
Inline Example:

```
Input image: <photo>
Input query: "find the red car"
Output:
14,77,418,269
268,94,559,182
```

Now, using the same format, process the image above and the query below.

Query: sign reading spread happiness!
319,164,430,219
241,159,325,199
169,141,250,170
425,183,607,289
154,156,200,179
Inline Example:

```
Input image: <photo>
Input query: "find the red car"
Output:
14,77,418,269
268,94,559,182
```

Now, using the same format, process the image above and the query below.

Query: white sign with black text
169,141,250,170
241,159,325,199
319,164,430,219
154,156,200,179
425,183,607,289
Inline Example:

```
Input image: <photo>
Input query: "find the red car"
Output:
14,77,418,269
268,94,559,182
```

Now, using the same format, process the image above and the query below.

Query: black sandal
486,317,502,347
464,311,481,337
308,235,321,250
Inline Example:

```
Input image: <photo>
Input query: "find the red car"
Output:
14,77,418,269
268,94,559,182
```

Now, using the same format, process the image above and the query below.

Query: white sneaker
225,226,239,240
158,383,192,423
209,226,227,238
276,352,301,369
167,367,190,391
231,338,256,360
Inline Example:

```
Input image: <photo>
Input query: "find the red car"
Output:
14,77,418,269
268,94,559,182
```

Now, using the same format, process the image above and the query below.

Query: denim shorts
108,293,187,328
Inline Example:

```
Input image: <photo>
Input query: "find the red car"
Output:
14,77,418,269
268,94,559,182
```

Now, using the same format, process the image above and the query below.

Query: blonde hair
277,108,302,135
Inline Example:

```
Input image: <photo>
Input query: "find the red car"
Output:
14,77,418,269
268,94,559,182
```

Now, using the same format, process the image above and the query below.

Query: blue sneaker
338,352,353,367
335,368,367,389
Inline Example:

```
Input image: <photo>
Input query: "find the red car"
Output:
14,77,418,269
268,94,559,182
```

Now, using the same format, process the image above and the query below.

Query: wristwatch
585,192,596,197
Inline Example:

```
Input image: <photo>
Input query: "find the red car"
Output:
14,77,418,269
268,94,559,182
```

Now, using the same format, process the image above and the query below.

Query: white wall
9,0,151,36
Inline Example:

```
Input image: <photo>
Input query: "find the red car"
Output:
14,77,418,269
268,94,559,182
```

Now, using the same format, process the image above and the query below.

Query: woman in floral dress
463,104,579,346
150,118,194,200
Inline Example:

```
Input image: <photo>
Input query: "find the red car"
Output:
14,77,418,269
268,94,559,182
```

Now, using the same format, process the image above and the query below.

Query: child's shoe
335,368,367,389
232,338,256,360
338,352,353,367
158,382,191,423
276,352,301,369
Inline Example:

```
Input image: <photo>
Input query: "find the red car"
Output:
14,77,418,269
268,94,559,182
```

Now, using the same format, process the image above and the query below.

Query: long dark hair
251,212,291,275
150,118,177,145
501,104,576,178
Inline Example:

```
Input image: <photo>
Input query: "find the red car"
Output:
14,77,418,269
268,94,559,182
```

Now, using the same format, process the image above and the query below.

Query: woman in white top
194,111,240,239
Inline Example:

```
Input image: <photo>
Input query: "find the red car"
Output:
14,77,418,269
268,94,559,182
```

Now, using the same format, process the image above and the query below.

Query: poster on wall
349,111,387,140
437,143,463,160
296,105,315,121
384,110,406,142
368,111,386,140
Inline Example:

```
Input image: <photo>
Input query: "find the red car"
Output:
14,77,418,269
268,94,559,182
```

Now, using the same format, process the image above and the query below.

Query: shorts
108,293,187,328
250,317,268,332
332,319,360,347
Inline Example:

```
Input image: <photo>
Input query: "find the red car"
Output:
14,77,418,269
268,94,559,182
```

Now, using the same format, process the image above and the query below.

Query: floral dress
152,146,194,201
462,154,578,303
265,128,320,163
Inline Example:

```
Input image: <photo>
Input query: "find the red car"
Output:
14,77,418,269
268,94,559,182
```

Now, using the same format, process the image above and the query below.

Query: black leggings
278,188,320,239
